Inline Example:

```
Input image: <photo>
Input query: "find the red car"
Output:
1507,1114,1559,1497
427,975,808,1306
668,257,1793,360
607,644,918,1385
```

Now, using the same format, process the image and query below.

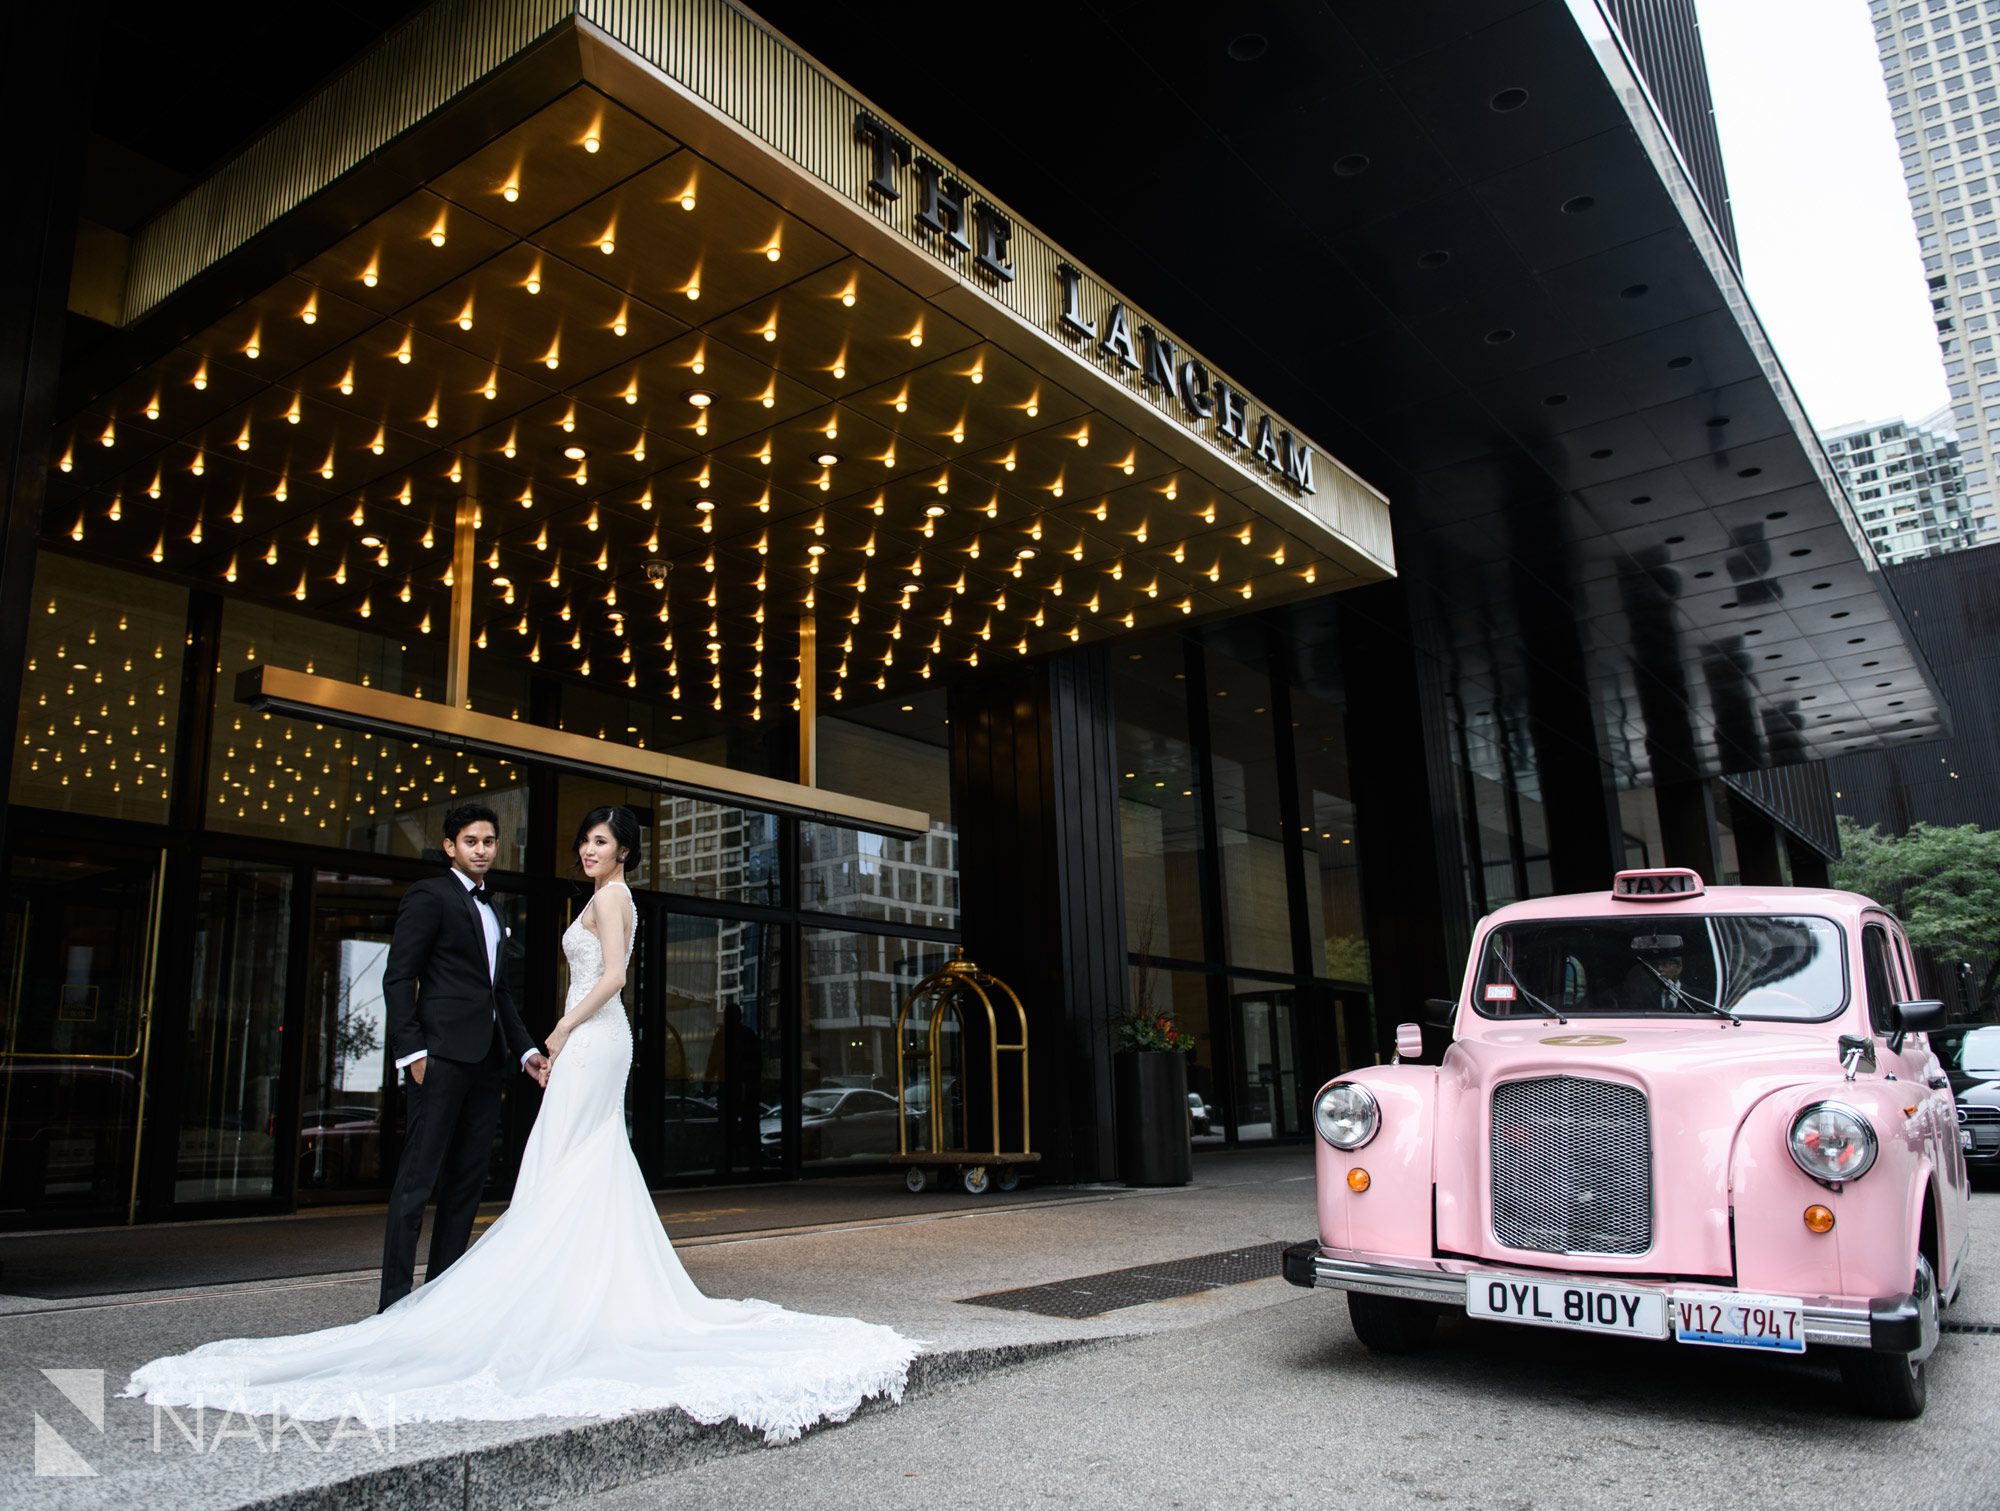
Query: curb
246,1336,1121,1510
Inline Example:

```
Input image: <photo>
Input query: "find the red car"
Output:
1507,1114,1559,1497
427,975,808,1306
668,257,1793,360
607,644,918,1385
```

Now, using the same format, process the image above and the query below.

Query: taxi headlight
1314,1082,1380,1150
1788,1101,1877,1184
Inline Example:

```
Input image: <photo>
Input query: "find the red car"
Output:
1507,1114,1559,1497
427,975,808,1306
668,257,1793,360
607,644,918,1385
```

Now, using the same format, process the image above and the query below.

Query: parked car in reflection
760,1087,902,1161
1954,1025,2000,1174
297,1104,382,1188
1187,1092,1215,1137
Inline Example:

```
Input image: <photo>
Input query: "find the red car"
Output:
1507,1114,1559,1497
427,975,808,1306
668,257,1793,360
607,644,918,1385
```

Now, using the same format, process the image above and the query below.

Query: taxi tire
1836,1255,1935,1420
1347,1291,1439,1354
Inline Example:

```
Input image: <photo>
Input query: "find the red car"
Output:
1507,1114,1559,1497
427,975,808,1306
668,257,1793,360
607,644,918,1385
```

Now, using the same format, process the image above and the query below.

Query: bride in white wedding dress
123,806,920,1443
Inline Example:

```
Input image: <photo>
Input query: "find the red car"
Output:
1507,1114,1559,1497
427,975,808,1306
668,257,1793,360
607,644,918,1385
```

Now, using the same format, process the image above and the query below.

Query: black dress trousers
377,1016,509,1312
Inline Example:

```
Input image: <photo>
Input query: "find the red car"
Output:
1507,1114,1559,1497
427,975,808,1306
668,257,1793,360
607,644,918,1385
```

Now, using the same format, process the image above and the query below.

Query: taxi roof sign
1611,868,1704,901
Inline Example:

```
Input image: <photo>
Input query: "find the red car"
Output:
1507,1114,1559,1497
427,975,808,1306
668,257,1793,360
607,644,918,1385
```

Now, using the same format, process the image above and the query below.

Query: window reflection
1205,649,1290,973
804,701,957,928
1131,961,1221,1146
208,600,526,855
1115,644,1206,962
803,929,952,1165
1293,689,1366,984
9,553,184,822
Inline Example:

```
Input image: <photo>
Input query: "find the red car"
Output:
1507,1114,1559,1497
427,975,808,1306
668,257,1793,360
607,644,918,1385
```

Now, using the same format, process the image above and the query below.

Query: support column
950,647,1126,1183
1787,840,1830,889
797,613,816,787
1656,778,1724,883
444,497,477,708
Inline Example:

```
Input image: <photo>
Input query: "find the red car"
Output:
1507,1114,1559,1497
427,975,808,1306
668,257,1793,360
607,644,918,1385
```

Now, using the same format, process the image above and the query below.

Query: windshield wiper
1491,952,1567,1025
1634,957,1738,1022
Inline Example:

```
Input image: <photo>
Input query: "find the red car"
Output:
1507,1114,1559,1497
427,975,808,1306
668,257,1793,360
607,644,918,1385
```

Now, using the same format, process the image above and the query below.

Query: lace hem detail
121,1334,922,1445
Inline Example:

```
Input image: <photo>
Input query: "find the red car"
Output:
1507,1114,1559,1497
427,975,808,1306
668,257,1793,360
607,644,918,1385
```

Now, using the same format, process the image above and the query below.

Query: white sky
1694,0,1949,435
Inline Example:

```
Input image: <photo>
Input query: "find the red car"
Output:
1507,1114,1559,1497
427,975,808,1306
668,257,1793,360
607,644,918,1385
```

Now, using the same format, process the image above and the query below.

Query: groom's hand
524,1050,551,1088
410,1059,426,1086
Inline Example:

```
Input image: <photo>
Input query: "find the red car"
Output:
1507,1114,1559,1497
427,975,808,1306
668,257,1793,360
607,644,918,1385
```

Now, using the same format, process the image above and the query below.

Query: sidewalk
0,1146,1318,1510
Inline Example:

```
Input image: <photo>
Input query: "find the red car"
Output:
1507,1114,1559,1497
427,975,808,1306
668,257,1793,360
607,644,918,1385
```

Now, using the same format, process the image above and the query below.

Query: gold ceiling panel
696,257,979,404
537,155,845,322
295,189,518,320
572,326,835,450
402,242,692,388
288,321,561,452
426,88,680,239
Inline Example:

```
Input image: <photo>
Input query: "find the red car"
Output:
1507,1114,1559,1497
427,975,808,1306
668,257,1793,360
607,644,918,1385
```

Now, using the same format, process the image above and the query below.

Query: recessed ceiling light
816,451,839,466
492,575,512,588
563,445,586,460
606,611,624,622
685,390,714,408
900,703,914,712
360,535,381,547
1017,547,1037,559
693,499,715,512
924,504,947,517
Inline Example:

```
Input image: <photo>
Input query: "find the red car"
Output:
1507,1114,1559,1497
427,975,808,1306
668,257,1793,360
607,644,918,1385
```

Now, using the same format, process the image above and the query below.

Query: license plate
1465,1276,1668,1338
1671,1292,1806,1353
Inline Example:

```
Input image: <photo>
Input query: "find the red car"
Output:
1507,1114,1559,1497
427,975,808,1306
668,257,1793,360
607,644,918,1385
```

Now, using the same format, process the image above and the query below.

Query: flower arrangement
1118,1010,1196,1053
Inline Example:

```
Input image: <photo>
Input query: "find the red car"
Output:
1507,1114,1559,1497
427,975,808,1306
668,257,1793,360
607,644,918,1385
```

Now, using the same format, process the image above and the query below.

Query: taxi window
1475,915,1848,1022
1863,924,1901,1036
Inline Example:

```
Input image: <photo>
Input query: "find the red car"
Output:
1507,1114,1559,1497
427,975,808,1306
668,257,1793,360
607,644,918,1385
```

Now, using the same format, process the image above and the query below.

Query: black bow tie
469,885,491,906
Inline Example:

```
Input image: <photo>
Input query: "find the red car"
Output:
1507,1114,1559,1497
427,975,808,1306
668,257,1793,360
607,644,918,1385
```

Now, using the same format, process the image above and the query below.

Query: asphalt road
582,1202,2000,1511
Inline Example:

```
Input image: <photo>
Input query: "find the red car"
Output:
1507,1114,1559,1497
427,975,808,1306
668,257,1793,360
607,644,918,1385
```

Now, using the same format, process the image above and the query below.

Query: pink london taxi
1283,868,1972,1418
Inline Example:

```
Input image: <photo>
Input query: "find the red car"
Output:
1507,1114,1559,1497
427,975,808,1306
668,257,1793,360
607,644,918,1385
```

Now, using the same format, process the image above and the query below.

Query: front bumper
1282,1242,1927,1354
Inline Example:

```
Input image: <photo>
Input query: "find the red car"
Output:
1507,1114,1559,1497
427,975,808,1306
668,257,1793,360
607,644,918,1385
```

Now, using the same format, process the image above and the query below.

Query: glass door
297,873,402,1202
643,909,785,1182
0,846,164,1224
1229,980,1304,1141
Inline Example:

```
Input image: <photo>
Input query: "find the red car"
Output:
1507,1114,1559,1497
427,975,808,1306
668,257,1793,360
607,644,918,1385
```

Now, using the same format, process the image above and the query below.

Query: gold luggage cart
893,948,1038,1195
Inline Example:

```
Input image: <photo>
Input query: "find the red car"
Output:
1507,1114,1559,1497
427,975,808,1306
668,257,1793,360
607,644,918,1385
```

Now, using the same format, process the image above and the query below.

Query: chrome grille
1491,1076,1652,1257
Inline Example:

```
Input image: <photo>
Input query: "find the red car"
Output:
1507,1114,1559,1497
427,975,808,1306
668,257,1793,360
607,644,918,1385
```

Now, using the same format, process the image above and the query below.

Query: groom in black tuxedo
379,802,550,1312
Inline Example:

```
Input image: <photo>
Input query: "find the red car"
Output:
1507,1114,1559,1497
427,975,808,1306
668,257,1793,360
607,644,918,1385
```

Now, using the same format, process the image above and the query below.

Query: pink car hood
1432,1019,1841,1277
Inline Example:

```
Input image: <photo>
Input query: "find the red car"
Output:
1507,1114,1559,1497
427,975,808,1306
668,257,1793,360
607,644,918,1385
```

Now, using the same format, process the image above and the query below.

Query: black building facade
0,1,1947,1229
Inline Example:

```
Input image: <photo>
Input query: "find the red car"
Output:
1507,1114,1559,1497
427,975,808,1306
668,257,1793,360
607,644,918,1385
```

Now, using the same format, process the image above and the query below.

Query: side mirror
1888,998,1946,1053
1395,1023,1424,1061
1422,997,1458,1030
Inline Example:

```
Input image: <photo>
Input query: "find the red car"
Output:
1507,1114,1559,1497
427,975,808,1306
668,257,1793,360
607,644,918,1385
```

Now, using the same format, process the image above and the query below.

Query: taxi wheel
1838,1254,1936,1420
1347,1291,1439,1355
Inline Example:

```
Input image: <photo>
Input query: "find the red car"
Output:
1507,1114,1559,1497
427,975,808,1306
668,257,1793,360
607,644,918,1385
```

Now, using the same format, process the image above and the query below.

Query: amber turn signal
1804,1204,1835,1234
1347,1168,1371,1193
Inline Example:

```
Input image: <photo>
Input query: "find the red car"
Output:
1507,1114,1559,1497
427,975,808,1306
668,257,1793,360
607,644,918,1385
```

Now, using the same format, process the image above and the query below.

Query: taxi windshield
1475,914,1847,1023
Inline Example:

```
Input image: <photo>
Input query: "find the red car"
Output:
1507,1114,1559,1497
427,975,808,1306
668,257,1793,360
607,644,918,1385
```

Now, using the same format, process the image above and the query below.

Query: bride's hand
545,1022,571,1061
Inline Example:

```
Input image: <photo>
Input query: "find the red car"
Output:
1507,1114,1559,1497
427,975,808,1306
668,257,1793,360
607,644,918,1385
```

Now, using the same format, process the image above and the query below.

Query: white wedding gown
123,882,920,1442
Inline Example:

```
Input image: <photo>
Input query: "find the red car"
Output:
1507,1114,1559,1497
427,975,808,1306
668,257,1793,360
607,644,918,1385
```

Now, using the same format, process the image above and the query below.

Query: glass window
802,695,957,929
1114,639,1207,962
802,928,951,1165
177,861,292,1204
208,599,527,856
10,552,185,822
1205,648,1291,973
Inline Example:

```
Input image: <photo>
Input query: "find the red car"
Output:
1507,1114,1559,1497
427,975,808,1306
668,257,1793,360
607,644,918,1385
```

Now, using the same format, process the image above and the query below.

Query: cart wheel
904,1166,933,1194
961,1165,991,1195
995,1167,1021,1192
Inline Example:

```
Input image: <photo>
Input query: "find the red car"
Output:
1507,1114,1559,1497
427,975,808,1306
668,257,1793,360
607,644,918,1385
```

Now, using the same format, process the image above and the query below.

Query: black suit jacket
383,872,535,1065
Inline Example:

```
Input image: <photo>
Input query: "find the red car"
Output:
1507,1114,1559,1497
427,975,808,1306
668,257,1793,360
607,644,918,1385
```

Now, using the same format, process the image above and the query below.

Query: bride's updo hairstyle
571,805,643,878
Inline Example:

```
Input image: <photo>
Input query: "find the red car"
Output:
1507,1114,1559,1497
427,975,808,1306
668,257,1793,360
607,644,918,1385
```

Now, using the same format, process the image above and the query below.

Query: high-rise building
1872,0,2000,548
1602,0,1742,263
1823,407,1977,561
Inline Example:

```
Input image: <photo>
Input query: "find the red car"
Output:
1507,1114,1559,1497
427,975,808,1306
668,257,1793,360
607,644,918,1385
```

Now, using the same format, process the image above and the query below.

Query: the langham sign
853,111,1316,499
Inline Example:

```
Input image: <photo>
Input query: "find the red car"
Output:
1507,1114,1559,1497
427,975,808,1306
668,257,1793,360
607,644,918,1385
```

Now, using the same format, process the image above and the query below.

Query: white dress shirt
394,868,536,1071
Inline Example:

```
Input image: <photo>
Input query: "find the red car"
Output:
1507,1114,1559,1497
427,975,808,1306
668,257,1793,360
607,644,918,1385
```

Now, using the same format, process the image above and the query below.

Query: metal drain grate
1942,1321,2000,1335
959,1240,1301,1319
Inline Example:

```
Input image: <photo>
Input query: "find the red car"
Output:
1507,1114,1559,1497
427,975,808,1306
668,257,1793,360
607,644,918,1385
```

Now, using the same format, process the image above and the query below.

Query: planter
1113,1048,1193,1187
